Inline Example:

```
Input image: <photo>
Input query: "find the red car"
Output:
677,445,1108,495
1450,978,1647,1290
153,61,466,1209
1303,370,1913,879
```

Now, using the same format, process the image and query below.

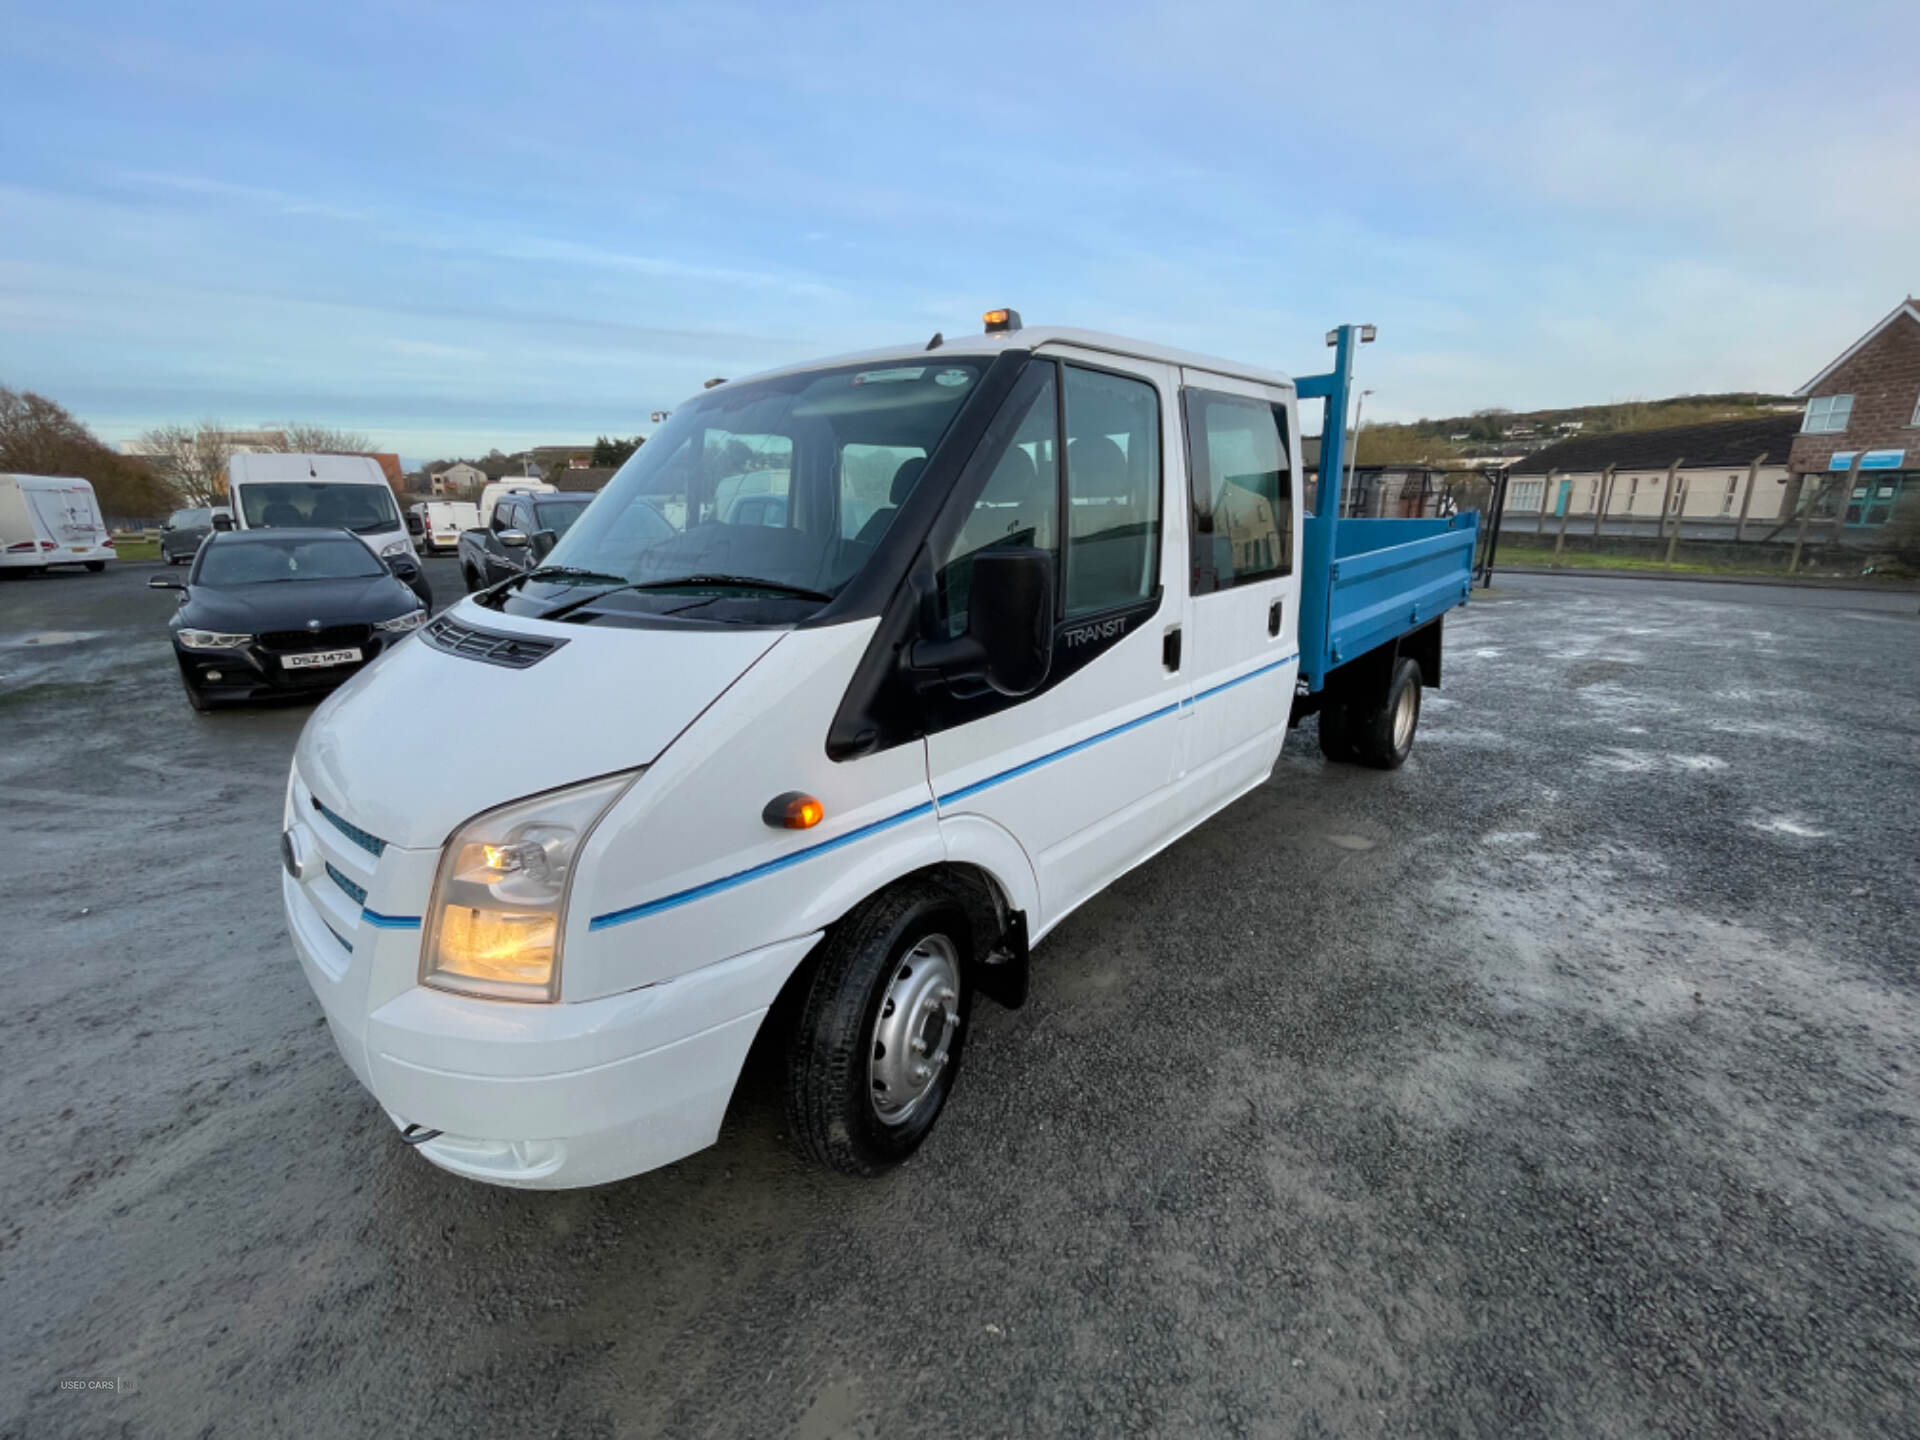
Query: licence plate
283,647,362,669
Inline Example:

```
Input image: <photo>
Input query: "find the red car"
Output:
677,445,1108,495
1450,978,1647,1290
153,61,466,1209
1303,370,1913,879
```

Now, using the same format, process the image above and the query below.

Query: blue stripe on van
589,801,937,931
584,651,1299,932
936,652,1298,806
359,909,422,930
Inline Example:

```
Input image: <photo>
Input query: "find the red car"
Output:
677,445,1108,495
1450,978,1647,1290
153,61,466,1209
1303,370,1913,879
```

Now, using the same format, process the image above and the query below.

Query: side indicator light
763,791,825,830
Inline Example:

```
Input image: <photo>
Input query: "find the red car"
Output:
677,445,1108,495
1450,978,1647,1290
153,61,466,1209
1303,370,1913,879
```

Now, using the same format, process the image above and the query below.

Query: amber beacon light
983,307,1022,333
763,791,825,830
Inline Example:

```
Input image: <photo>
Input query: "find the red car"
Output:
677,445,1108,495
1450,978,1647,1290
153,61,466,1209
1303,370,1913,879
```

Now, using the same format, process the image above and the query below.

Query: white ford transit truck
281,313,1475,1187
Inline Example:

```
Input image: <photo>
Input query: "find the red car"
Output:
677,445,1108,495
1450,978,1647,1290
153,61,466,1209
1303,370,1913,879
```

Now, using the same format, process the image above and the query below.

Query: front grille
313,798,387,857
325,862,368,906
420,614,566,669
259,623,374,653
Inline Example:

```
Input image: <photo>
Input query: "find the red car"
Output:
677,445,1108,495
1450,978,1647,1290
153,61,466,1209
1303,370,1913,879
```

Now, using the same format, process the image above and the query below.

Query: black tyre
1317,701,1359,763
1349,656,1422,770
462,565,481,594
181,676,213,714
785,882,973,1177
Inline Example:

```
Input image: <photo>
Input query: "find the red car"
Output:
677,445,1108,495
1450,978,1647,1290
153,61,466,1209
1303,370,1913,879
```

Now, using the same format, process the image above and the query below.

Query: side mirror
529,528,558,561
911,547,1054,697
148,575,184,590
212,514,234,531
386,554,420,577
498,528,530,548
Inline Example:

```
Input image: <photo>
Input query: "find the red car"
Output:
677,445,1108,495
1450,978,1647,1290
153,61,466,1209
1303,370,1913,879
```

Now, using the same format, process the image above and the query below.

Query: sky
0,0,1915,459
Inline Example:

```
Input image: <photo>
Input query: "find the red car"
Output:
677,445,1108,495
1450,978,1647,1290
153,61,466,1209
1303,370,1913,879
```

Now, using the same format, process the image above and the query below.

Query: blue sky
1,0,1914,458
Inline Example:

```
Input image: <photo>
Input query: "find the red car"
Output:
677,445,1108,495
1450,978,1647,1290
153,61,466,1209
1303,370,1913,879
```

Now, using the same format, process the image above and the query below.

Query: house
1503,415,1801,528
1787,298,1920,534
430,461,487,496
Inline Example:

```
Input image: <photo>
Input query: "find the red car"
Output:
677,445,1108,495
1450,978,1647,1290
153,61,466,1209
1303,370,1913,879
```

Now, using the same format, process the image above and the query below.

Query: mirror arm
907,634,987,676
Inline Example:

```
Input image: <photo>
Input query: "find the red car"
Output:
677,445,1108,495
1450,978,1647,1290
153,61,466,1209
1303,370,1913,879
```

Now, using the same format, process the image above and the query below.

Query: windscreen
532,500,590,538
237,482,399,535
542,358,987,599
198,536,387,584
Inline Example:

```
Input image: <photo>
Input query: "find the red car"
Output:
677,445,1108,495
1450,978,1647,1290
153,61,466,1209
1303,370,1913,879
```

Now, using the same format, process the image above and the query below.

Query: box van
410,500,481,555
0,474,113,572
281,317,1472,1189
228,454,412,567
477,480,557,530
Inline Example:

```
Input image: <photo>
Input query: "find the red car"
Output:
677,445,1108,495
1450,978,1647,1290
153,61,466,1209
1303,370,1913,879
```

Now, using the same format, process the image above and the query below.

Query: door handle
1268,600,1283,636
1162,626,1182,672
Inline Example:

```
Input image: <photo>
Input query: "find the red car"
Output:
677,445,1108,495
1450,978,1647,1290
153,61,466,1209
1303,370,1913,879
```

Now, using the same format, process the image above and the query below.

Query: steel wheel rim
868,934,960,1126
1392,683,1417,752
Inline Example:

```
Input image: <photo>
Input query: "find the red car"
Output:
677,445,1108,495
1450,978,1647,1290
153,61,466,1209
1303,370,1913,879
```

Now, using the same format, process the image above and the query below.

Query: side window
1183,391,1292,594
1063,366,1161,618
936,364,1060,638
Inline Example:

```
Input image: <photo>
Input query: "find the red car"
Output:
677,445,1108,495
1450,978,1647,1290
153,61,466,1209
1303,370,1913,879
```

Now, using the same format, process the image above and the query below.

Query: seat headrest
981,445,1037,502
890,456,928,505
1066,435,1129,493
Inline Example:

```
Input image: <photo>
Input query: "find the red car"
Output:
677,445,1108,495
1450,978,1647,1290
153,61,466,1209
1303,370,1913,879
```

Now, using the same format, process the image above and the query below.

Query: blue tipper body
1293,325,1478,694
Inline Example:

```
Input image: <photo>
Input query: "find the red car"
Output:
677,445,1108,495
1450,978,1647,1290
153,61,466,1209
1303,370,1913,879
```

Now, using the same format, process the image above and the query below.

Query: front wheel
785,882,972,1176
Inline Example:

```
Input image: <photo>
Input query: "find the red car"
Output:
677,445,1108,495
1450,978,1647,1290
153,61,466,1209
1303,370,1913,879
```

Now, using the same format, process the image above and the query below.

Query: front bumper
284,864,819,1188
174,637,386,700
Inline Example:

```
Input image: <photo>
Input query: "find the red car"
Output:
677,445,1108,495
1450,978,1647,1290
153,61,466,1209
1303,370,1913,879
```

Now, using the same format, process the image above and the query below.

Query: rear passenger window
1184,391,1292,593
1063,366,1162,618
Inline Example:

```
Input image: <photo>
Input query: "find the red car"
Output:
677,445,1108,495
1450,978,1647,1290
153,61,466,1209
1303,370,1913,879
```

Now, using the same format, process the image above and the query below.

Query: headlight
177,629,251,650
380,538,413,558
422,771,639,1002
376,609,427,633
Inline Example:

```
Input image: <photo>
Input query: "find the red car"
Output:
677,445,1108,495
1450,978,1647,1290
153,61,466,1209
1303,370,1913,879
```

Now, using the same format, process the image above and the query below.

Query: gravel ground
3,561,1917,1439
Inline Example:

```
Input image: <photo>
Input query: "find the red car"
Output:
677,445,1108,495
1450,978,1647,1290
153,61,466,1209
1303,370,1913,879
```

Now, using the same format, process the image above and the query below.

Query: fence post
1734,451,1765,544
1665,476,1688,566
1789,473,1816,574
1536,469,1557,535
1656,458,1682,548
1594,462,1616,540
1554,475,1576,564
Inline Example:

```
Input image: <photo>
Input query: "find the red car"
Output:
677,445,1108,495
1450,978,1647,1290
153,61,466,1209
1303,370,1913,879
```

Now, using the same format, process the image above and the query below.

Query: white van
228,453,412,566
411,500,481,555
282,316,1467,1189
1,474,113,572
477,480,557,530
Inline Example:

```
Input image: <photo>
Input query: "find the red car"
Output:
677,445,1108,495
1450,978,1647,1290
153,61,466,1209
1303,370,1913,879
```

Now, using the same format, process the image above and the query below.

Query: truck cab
459,490,597,591
282,314,1472,1189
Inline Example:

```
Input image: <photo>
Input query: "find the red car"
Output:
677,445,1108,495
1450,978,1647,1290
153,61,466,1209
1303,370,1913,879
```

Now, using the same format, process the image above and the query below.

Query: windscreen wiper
516,565,630,585
536,573,831,621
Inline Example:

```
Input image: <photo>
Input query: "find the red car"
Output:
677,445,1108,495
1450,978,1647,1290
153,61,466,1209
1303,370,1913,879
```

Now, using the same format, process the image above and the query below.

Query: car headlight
422,771,639,1002
376,609,427,633
177,629,252,650
380,538,413,559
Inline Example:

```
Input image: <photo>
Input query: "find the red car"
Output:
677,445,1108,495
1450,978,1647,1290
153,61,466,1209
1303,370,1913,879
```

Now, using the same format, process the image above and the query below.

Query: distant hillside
1357,393,1800,467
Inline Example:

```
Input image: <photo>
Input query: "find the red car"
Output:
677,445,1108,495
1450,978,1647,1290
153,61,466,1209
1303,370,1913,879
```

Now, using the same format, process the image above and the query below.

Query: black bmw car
150,529,428,712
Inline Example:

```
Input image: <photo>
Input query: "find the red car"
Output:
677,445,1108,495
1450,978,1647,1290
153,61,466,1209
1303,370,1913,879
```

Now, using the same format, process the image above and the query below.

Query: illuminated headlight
376,609,427,633
379,538,413,559
422,771,639,1002
177,629,252,650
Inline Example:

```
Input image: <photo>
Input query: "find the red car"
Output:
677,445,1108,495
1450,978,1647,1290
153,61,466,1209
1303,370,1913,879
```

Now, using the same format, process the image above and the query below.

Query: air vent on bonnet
420,614,568,669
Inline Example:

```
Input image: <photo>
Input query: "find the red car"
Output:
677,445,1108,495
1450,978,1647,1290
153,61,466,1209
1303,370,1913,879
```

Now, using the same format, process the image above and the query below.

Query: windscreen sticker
851,367,926,386
934,368,973,388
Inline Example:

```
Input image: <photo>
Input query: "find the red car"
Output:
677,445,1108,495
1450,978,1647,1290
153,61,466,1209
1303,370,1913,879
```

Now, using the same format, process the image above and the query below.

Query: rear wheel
1348,657,1422,769
785,882,972,1177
